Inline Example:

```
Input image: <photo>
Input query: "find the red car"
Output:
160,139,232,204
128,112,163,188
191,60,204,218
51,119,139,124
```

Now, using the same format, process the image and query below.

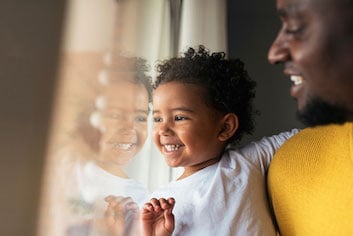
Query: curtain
179,0,227,53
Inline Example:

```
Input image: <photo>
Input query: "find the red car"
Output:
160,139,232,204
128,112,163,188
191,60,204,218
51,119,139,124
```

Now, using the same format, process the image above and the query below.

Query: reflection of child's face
96,81,149,166
152,81,226,175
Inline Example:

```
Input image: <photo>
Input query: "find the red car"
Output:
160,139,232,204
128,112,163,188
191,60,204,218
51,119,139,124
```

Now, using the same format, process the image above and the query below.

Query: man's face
268,0,353,126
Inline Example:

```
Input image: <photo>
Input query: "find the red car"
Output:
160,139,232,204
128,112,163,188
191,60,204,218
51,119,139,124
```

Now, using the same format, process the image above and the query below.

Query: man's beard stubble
297,97,348,127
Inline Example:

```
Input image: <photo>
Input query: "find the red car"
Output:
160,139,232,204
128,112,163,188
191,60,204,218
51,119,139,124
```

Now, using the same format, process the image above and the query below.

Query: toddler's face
152,81,226,176
96,81,149,167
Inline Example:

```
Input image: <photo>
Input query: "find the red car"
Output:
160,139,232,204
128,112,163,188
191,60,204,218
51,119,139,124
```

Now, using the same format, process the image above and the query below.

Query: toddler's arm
237,128,300,170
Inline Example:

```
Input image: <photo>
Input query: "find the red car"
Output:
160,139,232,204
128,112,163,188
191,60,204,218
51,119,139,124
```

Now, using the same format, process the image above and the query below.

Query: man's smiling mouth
290,75,304,85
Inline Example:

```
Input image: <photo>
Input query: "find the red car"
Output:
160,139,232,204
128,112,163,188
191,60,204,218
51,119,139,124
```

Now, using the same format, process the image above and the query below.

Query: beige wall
0,1,66,236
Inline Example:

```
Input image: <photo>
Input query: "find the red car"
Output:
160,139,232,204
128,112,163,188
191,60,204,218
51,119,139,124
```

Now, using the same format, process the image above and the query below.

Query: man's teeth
164,144,181,152
113,143,133,150
290,75,303,85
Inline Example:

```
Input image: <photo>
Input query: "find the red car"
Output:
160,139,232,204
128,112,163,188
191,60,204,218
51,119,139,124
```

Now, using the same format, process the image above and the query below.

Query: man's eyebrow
277,4,301,18
277,8,288,18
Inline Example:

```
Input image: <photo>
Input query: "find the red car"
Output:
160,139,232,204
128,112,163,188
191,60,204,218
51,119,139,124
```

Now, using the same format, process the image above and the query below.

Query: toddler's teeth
165,144,181,152
113,143,133,150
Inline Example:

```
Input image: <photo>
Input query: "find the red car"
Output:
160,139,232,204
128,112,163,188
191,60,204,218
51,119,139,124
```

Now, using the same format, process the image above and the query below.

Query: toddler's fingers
104,195,116,201
142,202,154,212
167,198,175,212
159,198,171,210
104,195,124,206
117,196,134,205
167,197,175,205
149,198,162,211
164,207,175,233
118,197,138,212
159,197,175,211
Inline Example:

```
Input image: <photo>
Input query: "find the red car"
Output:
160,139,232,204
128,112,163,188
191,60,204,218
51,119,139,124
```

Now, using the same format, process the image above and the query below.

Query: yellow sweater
268,123,353,236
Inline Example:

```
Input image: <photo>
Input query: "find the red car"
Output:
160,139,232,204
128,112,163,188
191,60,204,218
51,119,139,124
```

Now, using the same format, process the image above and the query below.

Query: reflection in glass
57,54,152,236
37,1,159,235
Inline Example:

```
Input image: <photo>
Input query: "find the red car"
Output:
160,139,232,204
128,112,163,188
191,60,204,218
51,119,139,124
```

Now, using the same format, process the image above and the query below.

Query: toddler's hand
141,197,175,236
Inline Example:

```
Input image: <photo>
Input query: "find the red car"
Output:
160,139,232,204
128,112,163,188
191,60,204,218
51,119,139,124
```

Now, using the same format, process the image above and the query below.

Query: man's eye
283,23,305,36
285,28,303,34
153,117,162,123
175,115,186,121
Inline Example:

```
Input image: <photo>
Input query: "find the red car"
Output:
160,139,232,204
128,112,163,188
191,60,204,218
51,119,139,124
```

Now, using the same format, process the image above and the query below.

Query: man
267,0,353,235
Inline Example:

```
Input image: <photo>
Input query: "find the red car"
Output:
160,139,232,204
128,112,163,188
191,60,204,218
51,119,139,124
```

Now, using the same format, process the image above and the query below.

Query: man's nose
268,31,290,65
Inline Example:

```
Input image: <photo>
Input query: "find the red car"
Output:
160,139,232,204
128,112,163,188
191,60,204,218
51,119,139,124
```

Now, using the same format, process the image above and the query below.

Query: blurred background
0,0,302,235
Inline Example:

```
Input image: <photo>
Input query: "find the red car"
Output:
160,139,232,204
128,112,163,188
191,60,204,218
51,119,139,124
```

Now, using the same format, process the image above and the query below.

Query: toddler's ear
218,113,238,142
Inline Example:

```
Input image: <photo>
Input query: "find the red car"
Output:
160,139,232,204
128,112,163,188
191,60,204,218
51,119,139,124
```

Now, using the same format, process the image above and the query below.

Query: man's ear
218,113,239,142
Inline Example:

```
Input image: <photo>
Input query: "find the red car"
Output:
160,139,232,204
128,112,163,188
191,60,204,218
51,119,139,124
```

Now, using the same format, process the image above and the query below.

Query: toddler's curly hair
154,45,258,144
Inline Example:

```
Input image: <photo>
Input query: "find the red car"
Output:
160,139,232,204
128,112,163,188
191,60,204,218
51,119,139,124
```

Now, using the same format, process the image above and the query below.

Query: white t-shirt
73,161,150,206
63,161,150,235
151,130,299,236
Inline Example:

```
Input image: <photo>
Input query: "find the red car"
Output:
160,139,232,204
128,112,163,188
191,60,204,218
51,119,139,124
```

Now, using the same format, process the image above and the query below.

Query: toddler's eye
135,115,147,122
153,117,162,123
175,115,186,121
